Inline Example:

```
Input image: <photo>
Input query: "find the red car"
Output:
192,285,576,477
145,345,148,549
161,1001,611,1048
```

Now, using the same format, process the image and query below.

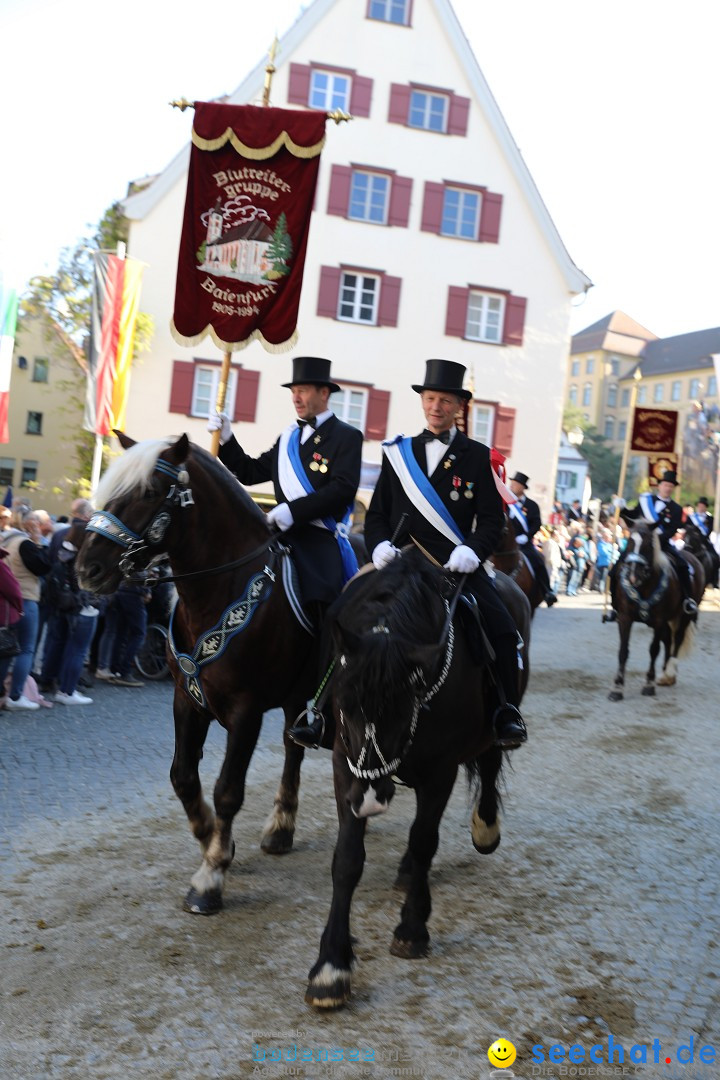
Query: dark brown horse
76,434,317,914
609,518,704,701
304,548,531,1008
681,520,719,591
489,512,543,615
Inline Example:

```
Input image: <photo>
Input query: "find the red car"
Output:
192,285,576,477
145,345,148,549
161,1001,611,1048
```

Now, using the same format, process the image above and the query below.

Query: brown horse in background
609,518,704,701
489,513,543,616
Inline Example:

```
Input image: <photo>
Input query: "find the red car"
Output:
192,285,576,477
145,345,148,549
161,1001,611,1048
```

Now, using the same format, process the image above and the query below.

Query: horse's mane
623,518,669,574
336,549,446,719
94,437,268,527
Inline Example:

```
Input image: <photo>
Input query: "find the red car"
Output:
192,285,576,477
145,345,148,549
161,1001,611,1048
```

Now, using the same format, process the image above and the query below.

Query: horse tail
676,618,696,659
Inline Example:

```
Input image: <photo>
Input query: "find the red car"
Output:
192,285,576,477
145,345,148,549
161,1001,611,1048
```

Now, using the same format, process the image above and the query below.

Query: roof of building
636,326,720,377
571,311,658,356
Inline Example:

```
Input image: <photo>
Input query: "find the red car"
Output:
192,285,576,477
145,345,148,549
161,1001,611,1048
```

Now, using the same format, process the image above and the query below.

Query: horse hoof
183,887,223,915
393,872,411,892
305,965,351,1009
390,936,429,959
641,684,656,696
472,833,501,855
608,690,623,701
471,813,501,854
260,828,294,855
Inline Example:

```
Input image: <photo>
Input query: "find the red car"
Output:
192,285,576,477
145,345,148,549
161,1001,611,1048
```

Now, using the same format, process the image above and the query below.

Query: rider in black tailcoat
208,356,362,610
362,358,527,750
613,470,698,615
506,471,557,606
688,496,719,587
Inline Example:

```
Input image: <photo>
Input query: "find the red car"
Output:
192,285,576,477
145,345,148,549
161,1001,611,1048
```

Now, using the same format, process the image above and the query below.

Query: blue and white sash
508,500,529,533
690,511,710,536
639,492,662,523
277,424,358,583
382,436,464,546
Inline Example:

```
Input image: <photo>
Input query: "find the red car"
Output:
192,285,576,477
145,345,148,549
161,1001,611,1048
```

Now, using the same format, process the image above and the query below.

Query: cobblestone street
1,592,718,1079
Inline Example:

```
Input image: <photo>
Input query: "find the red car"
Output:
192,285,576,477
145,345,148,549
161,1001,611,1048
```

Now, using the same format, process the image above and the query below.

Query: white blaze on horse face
631,532,643,555
353,785,390,819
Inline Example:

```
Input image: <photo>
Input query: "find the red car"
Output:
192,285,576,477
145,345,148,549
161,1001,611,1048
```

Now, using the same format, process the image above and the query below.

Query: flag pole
603,366,642,619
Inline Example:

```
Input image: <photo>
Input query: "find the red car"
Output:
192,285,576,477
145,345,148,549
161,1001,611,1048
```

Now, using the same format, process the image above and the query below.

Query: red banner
171,103,326,354
629,407,678,453
647,454,679,488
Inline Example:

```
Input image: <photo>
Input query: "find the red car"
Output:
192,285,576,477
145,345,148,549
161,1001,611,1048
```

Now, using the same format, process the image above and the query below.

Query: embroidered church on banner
171,103,327,354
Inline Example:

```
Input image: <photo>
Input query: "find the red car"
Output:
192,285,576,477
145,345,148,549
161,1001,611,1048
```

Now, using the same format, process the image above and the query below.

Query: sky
1,0,718,340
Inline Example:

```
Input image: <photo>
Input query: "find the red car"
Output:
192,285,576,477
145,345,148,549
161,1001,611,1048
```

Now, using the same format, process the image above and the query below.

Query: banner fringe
170,319,298,354
192,128,325,159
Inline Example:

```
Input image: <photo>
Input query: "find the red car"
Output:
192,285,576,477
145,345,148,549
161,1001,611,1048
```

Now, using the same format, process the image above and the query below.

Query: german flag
84,252,144,436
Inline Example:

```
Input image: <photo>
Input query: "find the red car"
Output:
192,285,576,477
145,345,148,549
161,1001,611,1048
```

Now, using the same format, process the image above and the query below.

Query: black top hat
411,359,471,401
697,495,709,506
509,472,529,488
282,356,340,394
660,470,678,485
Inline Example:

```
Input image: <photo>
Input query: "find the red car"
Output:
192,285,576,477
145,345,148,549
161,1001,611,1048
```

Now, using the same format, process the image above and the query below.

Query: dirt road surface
1,590,718,1079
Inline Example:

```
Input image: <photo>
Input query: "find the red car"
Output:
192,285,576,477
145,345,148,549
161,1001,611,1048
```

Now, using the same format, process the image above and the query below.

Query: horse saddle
456,590,496,667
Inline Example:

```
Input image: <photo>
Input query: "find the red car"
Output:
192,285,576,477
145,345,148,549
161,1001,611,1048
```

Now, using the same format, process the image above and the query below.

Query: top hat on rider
363,357,528,750
508,471,529,497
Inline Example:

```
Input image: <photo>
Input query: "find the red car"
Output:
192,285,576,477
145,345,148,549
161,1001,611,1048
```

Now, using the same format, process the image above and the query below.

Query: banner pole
603,366,642,618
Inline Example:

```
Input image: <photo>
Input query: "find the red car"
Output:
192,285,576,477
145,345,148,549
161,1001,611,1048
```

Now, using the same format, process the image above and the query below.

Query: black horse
77,434,318,914
681,520,719,591
608,518,704,701
304,548,531,1008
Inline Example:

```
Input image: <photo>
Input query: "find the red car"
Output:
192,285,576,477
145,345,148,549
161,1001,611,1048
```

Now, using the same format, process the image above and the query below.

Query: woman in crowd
0,509,51,710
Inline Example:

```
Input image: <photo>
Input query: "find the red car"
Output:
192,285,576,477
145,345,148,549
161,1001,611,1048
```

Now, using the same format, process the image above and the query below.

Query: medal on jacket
450,475,461,501
310,453,322,472
464,481,474,500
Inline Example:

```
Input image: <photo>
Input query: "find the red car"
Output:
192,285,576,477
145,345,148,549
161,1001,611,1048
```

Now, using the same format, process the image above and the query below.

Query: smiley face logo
487,1038,517,1068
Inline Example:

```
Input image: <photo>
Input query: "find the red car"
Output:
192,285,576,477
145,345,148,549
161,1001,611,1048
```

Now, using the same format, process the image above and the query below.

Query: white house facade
122,0,590,517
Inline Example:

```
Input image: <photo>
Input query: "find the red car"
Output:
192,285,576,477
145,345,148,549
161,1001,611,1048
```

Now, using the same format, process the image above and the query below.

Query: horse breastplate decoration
619,559,669,623
168,568,275,707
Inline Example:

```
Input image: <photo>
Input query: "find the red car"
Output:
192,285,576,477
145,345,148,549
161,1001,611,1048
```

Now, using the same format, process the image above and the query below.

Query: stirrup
288,707,326,750
682,597,698,615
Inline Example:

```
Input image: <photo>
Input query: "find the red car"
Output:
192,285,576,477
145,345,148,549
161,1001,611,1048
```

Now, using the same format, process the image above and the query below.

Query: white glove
516,534,528,545
372,540,400,570
266,503,294,532
444,544,480,574
207,411,232,446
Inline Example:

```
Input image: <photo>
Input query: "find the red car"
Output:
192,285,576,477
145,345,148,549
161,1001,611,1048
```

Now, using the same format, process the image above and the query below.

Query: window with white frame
607,383,618,407
604,417,614,440
610,356,620,375
465,291,504,344
582,383,592,407
32,357,49,383
309,69,350,111
708,374,717,396
689,378,701,399
408,89,448,132
349,171,389,224
557,469,577,488
653,382,664,403
441,188,480,239
369,0,409,24
568,384,578,405
191,367,238,419
621,388,630,407
472,404,493,444
338,272,379,323
330,386,368,431
671,380,681,401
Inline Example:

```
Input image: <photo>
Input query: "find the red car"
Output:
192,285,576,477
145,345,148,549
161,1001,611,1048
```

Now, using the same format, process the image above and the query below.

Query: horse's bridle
341,601,455,782
86,457,271,583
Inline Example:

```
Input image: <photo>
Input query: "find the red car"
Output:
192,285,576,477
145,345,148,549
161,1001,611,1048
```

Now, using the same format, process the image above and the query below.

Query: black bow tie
420,428,451,445
297,417,316,429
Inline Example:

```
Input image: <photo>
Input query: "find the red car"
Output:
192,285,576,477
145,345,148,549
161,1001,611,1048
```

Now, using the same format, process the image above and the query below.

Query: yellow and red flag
84,252,144,435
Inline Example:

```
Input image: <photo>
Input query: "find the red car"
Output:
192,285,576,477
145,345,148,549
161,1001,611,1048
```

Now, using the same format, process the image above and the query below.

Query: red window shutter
288,63,311,106
493,405,516,457
420,182,445,233
327,165,352,217
388,83,411,125
478,191,503,243
169,360,194,414
377,275,401,327
317,266,342,318
447,94,470,136
503,295,527,346
365,388,390,441
350,75,373,118
233,368,260,423
445,286,469,338
388,175,412,227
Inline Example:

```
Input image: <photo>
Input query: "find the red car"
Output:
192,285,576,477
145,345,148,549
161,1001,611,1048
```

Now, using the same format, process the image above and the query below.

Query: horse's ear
167,434,191,464
113,430,136,450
